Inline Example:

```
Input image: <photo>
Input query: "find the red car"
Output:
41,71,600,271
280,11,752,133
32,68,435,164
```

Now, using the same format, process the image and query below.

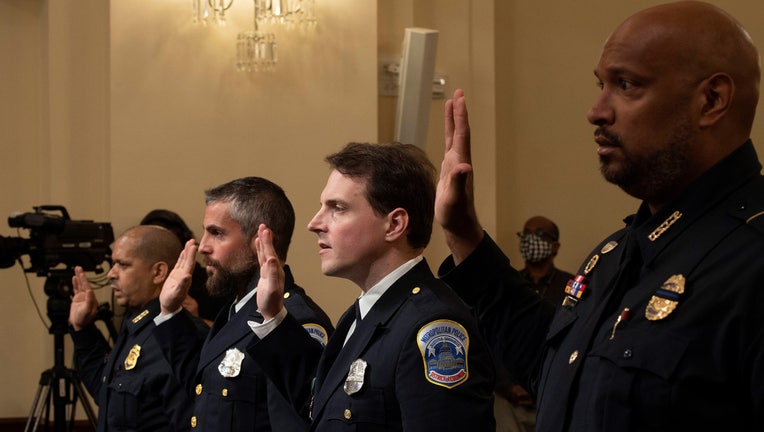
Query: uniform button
222,388,229,397
569,350,579,364
344,409,352,420
190,416,197,428
102,376,106,383
195,384,202,395
284,292,291,299
623,349,633,359
412,287,421,294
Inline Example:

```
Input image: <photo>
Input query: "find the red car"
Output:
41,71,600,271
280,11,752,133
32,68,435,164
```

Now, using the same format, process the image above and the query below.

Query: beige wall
1,0,763,420
380,0,764,274
492,0,764,274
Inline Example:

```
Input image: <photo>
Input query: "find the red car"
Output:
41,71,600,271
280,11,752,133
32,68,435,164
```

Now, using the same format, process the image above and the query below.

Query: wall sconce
192,0,317,72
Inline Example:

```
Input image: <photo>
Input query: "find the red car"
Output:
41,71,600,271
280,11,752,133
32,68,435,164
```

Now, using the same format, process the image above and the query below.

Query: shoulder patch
302,323,329,347
747,210,764,235
417,320,469,388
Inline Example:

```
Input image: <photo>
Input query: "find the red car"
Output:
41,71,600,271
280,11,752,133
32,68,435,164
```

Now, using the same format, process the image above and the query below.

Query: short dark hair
325,142,436,249
204,177,295,260
123,225,182,268
140,209,195,244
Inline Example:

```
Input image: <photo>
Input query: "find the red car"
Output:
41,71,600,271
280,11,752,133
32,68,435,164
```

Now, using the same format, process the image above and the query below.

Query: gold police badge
124,344,141,370
645,274,685,321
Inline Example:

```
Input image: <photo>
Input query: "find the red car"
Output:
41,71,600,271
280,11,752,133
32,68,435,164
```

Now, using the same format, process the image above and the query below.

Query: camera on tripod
0,205,114,295
0,205,113,432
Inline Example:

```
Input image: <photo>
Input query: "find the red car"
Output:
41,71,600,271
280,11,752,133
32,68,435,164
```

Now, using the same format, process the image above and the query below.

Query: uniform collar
630,140,761,265
357,255,423,320
125,297,161,332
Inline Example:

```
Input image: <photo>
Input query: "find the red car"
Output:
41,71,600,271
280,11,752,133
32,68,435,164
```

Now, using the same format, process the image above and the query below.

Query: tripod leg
71,376,97,429
24,371,52,432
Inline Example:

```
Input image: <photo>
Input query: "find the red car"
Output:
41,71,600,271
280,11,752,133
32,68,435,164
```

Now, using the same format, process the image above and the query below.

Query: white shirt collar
357,255,423,319
233,286,257,314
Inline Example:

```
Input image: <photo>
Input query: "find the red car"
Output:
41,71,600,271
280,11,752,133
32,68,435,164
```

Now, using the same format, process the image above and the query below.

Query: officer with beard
158,176,333,432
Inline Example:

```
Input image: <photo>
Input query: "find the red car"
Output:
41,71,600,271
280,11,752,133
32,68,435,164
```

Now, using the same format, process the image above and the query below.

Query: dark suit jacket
255,259,496,431
72,299,204,432
190,266,332,432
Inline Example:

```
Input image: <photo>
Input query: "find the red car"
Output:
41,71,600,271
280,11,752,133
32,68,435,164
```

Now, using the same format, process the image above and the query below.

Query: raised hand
160,239,198,315
435,89,484,263
254,224,285,320
70,266,99,331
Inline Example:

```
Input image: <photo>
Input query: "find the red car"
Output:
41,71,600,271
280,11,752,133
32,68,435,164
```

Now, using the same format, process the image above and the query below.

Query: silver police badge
343,358,367,395
218,348,245,378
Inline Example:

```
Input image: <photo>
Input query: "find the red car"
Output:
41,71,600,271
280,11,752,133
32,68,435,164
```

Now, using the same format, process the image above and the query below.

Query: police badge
218,348,245,378
343,358,367,395
417,320,469,388
645,274,686,320
124,344,141,370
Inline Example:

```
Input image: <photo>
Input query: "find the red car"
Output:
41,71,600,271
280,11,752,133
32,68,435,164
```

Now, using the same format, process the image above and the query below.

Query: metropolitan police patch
302,323,329,347
417,320,469,388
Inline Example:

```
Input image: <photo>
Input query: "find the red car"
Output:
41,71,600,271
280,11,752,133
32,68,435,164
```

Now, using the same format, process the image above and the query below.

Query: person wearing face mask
517,216,573,306
492,217,574,432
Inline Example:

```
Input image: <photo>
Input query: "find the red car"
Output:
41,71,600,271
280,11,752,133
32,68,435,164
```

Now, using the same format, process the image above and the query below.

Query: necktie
343,299,361,346
354,299,362,323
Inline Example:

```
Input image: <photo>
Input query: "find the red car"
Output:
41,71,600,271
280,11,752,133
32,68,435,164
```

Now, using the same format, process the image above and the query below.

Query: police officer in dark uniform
140,208,230,325
70,225,204,432
158,176,333,432
251,143,496,431
435,3,764,430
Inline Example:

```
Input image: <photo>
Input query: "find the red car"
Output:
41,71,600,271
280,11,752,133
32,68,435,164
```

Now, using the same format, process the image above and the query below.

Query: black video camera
0,205,114,277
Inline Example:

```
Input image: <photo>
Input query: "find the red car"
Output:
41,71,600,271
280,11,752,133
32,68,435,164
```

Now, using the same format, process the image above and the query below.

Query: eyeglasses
517,230,558,242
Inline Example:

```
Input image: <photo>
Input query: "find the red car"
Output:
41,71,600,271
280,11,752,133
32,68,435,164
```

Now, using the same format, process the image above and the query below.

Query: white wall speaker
394,28,439,150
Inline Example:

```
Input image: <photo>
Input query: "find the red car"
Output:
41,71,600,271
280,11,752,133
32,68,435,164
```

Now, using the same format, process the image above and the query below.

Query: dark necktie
315,300,358,388
343,299,362,346
354,299,362,324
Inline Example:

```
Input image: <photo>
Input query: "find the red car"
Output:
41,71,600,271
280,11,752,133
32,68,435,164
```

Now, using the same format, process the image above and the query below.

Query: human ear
699,73,733,127
152,261,170,285
385,208,409,242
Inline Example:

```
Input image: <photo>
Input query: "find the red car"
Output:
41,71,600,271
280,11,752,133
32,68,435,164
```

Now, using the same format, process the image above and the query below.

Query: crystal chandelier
254,0,317,28
192,0,317,72
192,0,234,25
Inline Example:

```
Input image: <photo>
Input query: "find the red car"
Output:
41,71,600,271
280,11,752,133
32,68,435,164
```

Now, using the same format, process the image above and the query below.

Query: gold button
412,287,421,294
190,416,197,428
343,409,352,420
283,292,291,299
195,384,202,395
569,350,579,364
222,388,228,397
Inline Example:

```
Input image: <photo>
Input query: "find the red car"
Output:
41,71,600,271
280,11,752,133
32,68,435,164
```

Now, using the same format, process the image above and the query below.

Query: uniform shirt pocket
588,326,690,430
324,387,387,430
106,374,144,429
